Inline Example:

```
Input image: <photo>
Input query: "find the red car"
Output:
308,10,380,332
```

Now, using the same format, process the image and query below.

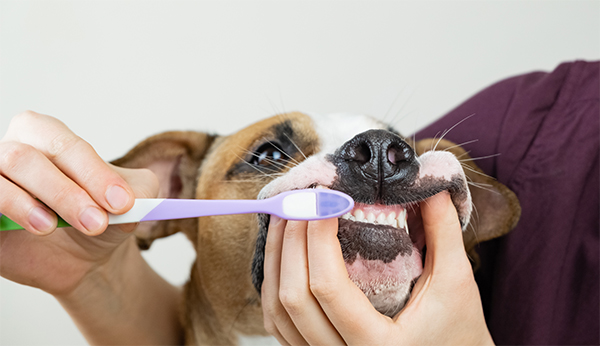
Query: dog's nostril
387,144,412,165
387,147,397,164
349,141,372,164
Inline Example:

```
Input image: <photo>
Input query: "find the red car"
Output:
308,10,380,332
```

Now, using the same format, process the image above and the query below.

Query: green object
0,215,71,231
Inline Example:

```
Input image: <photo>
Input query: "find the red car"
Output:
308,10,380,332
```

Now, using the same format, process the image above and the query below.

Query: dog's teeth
405,220,409,235
354,209,365,222
397,217,405,230
342,212,352,220
367,212,376,223
387,212,396,226
397,211,406,229
376,213,386,224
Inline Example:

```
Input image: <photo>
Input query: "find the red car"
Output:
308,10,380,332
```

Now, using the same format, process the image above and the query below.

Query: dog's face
113,112,520,344
249,112,472,317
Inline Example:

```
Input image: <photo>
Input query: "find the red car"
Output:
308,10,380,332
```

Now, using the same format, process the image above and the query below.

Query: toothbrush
0,189,354,231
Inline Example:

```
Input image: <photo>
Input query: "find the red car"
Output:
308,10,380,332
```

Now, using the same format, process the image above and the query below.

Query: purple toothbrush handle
140,198,271,222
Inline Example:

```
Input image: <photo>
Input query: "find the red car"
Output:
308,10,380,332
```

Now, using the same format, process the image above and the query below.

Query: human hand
261,191,494,345
0,111,159,296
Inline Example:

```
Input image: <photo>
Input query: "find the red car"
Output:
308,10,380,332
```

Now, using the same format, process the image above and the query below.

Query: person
0,60,597,345
261,60,599,345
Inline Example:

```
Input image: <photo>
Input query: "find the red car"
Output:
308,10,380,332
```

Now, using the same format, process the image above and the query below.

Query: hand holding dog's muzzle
262,192,494,346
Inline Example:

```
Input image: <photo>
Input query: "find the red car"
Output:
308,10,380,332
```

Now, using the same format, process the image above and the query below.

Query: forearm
56,237,184,345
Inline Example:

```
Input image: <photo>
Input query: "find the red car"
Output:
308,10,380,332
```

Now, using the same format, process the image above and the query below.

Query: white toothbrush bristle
282,192,318,218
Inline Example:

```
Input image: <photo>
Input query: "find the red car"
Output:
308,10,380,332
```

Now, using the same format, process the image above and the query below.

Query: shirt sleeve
414,60,599,345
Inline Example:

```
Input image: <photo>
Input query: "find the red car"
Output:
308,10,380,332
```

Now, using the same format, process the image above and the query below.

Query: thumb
112,166,160,200
420,191,468,275
107,166,159,234
399,191,470,312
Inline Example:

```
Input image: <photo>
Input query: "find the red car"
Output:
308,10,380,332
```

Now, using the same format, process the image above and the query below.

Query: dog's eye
250,143,286,166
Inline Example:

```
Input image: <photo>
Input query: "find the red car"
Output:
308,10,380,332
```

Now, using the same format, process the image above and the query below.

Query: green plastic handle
0,214,71,231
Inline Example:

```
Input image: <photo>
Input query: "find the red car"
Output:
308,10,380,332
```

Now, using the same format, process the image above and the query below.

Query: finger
0,141,107,235
0,175,57,235
5,111,135,215
419,191,470,273
307,218,389,345
279,220,345,345
261,216,304,345
404,191,472,309
263,314,291,346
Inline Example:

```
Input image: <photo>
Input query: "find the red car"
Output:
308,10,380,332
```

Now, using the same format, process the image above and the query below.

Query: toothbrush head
279,189,354,220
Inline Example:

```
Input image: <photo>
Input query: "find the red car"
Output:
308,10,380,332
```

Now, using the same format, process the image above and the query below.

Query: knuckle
46,132,83,161
0,142,36,173
53,185,90,211
262,301,285,321
278,289,305,315
8,111,51,134
309,280,338,303
12,110,40,125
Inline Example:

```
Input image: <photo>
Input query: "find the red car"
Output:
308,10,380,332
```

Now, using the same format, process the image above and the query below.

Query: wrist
55,236,184,344
54,236,141,313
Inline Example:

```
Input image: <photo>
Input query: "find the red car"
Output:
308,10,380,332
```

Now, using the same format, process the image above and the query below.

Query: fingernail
106,185,130,211
29,207,55,234
80,207,105,233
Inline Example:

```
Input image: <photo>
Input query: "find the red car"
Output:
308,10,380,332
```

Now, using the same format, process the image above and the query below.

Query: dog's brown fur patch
113,115,520,345
413,138,521,268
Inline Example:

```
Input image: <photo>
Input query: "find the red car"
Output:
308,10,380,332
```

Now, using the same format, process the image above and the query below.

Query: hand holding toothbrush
0,111,183,344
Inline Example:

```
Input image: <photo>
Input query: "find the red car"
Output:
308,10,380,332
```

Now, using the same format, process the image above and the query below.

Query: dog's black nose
330,129,419,204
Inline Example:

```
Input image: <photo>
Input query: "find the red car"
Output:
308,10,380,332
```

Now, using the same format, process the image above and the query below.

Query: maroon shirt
415,61,599,345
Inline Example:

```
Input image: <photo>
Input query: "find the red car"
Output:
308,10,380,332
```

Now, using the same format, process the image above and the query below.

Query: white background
0,0,598,344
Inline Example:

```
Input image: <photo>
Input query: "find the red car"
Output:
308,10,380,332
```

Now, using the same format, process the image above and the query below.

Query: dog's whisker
278,87,287,116
467,182,501,196
236,145,299,170
392,107,419,131
389,86,419,128
264,93,282,116
459,153,501,162
460,163,495,180
263,138,302,166
382,86,415,126
433,113,476,151
222,175,286,184
441,139,480,152
466,205,481,251
283,133,308,161
233,153,286,176
429,131,444,151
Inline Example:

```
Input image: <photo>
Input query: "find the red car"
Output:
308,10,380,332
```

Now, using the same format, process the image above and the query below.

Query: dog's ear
111,131,218,249
413,138,521,268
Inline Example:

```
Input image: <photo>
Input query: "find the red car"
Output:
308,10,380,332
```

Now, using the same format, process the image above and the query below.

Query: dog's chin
337,202,426,317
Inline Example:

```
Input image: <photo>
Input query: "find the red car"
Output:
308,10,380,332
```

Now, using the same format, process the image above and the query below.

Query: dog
113,111,521,345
